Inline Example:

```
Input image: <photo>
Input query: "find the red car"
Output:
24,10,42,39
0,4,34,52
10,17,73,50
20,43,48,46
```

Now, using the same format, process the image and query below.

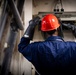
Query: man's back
18,36,76,75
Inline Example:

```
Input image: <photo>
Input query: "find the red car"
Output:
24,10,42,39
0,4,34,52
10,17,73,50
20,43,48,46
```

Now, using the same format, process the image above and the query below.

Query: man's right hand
29,16,41,27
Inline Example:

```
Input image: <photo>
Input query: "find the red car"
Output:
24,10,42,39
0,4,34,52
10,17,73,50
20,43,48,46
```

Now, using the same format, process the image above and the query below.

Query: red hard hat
41,14,60,31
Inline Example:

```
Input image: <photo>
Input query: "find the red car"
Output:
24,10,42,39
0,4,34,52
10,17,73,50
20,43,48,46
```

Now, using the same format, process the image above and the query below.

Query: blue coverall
18,36,76,75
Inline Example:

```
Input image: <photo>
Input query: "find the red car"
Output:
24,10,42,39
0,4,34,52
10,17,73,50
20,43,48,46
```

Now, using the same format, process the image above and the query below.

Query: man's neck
52,31,58,36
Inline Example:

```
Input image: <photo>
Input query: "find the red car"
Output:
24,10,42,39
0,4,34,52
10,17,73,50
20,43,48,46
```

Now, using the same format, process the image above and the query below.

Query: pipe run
7,0,24,30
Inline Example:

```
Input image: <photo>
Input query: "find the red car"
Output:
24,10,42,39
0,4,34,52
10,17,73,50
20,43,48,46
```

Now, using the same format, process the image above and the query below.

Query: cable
60,0,63,8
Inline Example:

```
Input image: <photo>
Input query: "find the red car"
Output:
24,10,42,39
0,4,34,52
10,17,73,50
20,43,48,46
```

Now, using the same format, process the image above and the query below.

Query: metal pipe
0,0,25,75
0,0,8,41
0,13,8,41
0,0,7,26
17,0,25,16
7,0,24,30
0,28,18,75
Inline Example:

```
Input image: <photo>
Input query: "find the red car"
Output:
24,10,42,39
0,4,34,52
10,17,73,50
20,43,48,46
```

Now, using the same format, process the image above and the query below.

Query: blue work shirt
18,36,76,75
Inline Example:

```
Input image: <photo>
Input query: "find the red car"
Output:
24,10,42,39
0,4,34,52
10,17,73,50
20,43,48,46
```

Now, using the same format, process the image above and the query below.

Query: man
18,14,76,75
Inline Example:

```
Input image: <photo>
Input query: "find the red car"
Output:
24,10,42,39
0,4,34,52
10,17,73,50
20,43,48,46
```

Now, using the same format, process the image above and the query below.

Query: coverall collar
45,36,64,41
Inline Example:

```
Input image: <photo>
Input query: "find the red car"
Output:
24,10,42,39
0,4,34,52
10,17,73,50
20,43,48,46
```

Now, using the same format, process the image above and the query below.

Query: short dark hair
41,29,57,39
46,29,56,35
